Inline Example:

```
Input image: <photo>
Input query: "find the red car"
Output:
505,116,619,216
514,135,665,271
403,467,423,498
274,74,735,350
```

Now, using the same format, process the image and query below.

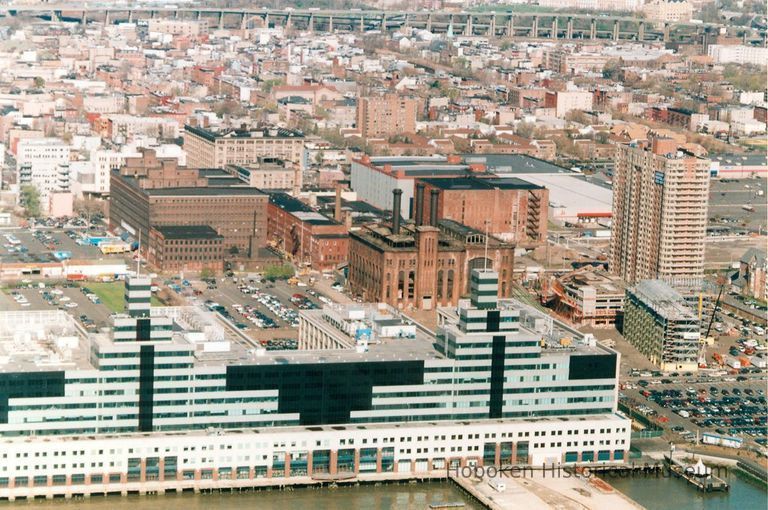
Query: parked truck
725,356,741,370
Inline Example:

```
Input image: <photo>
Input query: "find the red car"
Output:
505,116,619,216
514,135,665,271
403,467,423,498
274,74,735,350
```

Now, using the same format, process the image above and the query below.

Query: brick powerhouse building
147,225,224,272
416,177,548,247
348,189,515,311
267,193,348,270
110,149,268,259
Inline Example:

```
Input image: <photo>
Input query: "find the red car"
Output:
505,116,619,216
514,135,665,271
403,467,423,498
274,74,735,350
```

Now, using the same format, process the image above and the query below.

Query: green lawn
84,282,163,313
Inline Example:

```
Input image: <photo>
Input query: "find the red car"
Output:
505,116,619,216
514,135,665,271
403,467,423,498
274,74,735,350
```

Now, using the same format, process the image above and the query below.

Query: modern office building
550,269,626,328
348,189,515,310
109,149,268,258
623,279,701,372
0,272,629,498
356,93,418,139
183,125,305,168
610,138,710,284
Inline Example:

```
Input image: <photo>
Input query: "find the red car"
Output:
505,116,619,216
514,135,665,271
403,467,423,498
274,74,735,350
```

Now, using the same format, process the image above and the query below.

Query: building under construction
347,187,515,311
624,279,701,372
549,268,626,328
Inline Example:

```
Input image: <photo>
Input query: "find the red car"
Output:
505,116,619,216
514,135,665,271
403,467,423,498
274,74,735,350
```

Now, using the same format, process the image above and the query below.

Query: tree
722,64,766,92
75,196,105,223
264,264,295,281
516,122,536,139
20,185,40,218
33,77,45,89
602,59,622,81
200,267,215,280
565,110,590,125
229,245,240,256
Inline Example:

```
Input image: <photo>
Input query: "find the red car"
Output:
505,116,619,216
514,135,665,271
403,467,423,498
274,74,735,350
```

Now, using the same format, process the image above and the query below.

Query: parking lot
1,226,130,266
172,276,347,347
708,177,766,233
621,370,767,448
3,281,119,329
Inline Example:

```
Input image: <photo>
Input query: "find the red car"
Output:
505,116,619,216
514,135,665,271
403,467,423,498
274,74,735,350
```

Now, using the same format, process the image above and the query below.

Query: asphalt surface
620,374,767,448
194,278,339,343
708,178,766,232
1,226,130,264
4,283,115,328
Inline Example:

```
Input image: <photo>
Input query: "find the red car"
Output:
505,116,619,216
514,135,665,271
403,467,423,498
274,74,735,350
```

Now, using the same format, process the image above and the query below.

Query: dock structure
665,456,730,492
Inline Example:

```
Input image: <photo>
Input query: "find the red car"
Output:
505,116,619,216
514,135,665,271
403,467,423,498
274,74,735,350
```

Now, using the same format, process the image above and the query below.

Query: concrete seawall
1,472,448,502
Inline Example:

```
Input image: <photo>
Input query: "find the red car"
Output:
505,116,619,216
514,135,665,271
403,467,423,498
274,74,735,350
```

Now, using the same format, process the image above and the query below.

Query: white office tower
0,269,630,499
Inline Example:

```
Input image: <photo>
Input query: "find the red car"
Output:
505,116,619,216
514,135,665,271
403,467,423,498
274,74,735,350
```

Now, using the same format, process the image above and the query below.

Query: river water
4,477,765,509
1,482,484,510
606,472,767,510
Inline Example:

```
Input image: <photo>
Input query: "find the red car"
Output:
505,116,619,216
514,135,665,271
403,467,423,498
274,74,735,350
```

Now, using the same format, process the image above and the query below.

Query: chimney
429,189,440,226
414,182,425,226
334,182,343,222
392,188,402,235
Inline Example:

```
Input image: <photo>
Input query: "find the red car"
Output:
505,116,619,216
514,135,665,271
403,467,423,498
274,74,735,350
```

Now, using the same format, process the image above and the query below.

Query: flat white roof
509,173,613,217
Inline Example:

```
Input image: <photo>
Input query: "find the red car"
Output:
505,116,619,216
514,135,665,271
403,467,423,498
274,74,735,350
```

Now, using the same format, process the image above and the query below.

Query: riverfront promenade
450,469,644,510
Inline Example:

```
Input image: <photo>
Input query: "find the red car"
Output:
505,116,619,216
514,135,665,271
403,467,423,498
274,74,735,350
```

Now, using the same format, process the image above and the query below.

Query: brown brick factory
109,149,268,264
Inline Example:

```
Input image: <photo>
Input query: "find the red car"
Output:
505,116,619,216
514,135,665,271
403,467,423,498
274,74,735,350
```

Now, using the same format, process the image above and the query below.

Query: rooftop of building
355,155,473,177
269,192,341,226
153,225,223,240
461,154,575,175
712,153,767,166
184,124,304,142
113,169,268,198
350,219,511,253
418,176,543,191
0,310,94,371
558,268,626,295
740,247,767,266
629,280,698,322
507,173,612,215
2,412,628,446
437,296,613,357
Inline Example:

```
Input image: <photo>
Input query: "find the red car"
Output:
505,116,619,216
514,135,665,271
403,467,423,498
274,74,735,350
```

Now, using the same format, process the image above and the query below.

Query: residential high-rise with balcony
610,138,710,284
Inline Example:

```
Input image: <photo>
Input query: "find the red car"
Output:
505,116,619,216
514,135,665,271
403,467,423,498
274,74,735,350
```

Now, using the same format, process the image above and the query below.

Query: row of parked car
231,303,278,330
641,387,766,440
251,291,300,328
10,291,31,307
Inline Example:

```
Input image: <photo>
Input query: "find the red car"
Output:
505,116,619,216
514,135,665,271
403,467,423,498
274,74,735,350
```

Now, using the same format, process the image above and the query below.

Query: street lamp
668,441,675,468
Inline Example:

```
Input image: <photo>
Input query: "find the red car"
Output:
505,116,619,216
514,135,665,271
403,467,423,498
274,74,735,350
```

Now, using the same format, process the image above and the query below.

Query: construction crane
704,275,729,340
700,274,729,368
